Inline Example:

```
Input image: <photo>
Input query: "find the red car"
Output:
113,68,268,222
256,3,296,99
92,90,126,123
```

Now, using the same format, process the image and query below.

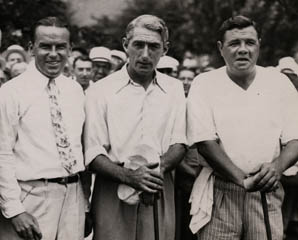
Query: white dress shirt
0,62,85,218
84,65,187,166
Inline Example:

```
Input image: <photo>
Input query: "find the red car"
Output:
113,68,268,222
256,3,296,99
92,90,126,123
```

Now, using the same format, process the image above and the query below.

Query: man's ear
162,41,169,56
68,44,72,58
28,41,34,56
122,37,128,54
217,41,223,56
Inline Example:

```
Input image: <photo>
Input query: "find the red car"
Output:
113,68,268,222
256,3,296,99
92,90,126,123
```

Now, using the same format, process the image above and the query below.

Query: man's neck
127,66,154,90
227,67,256,90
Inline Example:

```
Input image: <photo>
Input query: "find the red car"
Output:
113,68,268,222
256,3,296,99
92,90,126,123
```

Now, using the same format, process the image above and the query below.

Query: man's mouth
46,61,60,67
236,58,249,62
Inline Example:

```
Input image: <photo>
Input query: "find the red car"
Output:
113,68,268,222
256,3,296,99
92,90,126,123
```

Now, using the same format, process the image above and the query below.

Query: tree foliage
1,0,298,66
81,0,298,66
0,0,70,51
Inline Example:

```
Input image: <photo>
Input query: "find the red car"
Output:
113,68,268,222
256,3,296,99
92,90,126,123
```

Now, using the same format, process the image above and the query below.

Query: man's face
74,59,92,89
178,69,195,97
123,27,167,77
31,25,71,78
7,52,25,69
92,61,111,82
218,26,260,76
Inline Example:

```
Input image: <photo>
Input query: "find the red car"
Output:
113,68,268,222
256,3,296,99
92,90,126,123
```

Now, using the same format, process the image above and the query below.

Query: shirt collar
115,64,167,94
25,60,64,90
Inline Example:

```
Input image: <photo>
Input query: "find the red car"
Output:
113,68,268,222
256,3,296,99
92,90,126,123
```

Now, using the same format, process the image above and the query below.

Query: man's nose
49,46,58,57
238,42,248,54
141,45,149,58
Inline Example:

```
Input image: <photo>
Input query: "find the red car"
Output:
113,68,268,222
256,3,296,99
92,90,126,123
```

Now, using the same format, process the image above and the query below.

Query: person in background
178,67,196,97
0,16,86,240
84,14,186,240
10,62,28,78
187,15,298,240
0,69,8,87
73,56,93,91
157,55,179,77
2,44,29,71
89,46,112,82
111,49,127,72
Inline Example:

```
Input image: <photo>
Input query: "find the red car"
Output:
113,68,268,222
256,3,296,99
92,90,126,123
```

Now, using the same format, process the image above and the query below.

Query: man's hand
243,162,281,192
125,162,163,193
11,212,42,240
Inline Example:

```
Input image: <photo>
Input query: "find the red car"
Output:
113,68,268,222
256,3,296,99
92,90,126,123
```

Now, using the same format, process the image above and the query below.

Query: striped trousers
197,177,284,240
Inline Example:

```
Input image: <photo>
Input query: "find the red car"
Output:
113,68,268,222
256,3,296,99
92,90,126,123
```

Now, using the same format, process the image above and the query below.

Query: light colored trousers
198,177,284,240
0,179,85,240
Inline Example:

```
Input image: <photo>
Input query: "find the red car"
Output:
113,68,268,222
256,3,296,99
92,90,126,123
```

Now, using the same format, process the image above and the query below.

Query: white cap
111,50,127,62
157,55,179,70
2,44,29,62
89,46,112,63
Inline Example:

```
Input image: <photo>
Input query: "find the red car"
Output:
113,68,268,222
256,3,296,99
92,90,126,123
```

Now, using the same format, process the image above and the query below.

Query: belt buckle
59,177,68,184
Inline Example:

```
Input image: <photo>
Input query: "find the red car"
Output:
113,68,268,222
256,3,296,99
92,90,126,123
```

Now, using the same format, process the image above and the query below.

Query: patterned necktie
47,78,77,173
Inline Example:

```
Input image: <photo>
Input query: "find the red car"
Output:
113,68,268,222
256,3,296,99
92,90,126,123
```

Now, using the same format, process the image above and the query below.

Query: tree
0,0,70,51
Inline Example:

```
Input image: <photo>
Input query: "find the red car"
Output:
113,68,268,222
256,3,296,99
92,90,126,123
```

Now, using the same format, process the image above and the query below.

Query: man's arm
0,86,42,240
196,140,246,187
160,143,186,174
89,155,163,193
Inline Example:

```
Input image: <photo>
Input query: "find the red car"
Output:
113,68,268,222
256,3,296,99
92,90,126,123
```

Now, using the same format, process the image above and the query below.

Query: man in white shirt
84,15,186,240
187,15,298,240
0,17,85,240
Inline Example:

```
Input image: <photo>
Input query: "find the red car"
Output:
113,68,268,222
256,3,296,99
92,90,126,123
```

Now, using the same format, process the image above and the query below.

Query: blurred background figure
111,49,127,72
67,46,89,75
2,44,29,72
157,55,179,77
178,67,196,97
10,61,28,78
73,56,93,91
277,56,298,90
0,69,8,87
89,46,112,82
181,58,199,75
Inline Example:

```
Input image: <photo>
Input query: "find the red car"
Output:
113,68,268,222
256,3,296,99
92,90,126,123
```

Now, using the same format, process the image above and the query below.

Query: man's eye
150,44,161,50
40,45,50,50
229,42,238,47
57,45,67,50
246,41,256,46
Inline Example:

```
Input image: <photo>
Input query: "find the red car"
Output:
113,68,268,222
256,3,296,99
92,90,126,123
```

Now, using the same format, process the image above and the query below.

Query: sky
69,0,128,26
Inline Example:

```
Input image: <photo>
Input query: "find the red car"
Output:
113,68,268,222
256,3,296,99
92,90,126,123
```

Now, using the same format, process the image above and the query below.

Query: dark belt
41,175,79,184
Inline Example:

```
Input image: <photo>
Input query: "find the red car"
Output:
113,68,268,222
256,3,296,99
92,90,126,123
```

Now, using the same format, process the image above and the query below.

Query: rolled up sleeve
0,87,25,218
280,75,298,144
170,83,187,146
84,88,110,166
187,77,218,147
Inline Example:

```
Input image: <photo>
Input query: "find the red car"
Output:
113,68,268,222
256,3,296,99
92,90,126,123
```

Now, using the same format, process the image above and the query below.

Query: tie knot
48,78,55,85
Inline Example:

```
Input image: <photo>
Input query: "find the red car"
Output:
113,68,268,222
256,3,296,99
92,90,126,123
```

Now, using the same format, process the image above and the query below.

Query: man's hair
72,46,88,57
217,15,261,43
31,16,69,43
125,15,169,45
73,56,92,69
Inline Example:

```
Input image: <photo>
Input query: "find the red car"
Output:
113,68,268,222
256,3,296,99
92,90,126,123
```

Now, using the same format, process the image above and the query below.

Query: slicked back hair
73,56,92,69
217,15,261,43
31,16,70,43
125,15,169,46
